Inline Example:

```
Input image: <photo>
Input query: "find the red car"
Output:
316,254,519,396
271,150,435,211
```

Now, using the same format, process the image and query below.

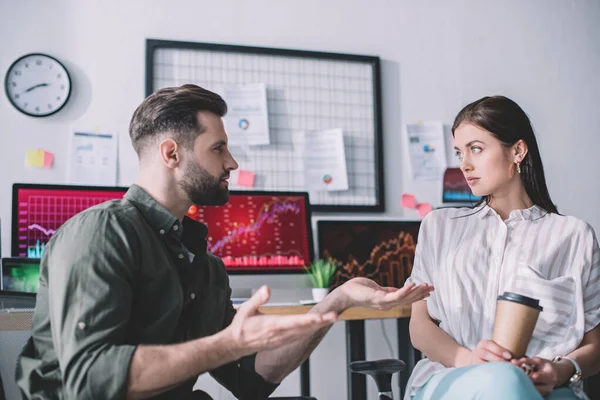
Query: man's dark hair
129,84,227,155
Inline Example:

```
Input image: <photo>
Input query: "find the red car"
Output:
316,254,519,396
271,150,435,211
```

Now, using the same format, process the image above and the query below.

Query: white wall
1,0,599,399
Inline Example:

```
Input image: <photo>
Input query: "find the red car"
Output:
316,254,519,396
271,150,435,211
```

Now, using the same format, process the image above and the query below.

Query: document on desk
406,121,447,181
218,83,270,147
67,132,117,185
293,128,349,191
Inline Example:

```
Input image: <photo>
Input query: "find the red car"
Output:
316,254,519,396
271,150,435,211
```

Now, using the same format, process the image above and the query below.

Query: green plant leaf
305,259,336,288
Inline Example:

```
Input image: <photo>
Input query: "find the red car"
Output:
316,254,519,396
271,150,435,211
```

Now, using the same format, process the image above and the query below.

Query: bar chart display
13,187,126,257
187,194,312,272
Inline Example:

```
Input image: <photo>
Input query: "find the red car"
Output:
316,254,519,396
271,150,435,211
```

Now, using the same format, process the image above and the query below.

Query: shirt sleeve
208,260,279,400
582,224,600,332
405,212,441,321
47,210,138,400
406,213,435,286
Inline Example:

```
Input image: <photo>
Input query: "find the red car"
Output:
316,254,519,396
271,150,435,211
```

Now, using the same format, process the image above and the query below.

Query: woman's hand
459,340,513,366
510,357,559,396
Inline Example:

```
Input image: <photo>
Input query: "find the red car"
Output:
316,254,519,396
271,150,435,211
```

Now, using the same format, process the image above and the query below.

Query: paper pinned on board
67,131,117,185
406,121,447,181
293,128,349,192
218,83,270,147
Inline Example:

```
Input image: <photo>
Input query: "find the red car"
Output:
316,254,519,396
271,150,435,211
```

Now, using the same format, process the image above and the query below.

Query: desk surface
0,305,412,331
260,305,412,320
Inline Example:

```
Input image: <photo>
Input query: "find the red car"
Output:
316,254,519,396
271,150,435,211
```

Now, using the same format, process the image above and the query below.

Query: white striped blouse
405,203,600,400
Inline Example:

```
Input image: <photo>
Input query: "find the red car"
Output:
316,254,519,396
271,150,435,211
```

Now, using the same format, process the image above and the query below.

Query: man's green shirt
16,185,277,399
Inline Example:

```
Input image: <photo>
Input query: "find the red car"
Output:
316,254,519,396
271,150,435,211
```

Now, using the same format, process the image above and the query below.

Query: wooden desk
261,305,416,400
260,304,411,319
1,305,417,400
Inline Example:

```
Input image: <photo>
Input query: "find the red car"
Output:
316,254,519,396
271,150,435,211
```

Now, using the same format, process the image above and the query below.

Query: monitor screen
317,219,421,289
442,167,482,203
12,184,313,274
186,191,313,273
1,258,41,293
12,184,128,257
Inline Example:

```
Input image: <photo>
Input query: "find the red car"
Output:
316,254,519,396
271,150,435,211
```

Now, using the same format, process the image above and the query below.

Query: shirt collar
124,185,209,254
476,202,547,221
124,184,179,235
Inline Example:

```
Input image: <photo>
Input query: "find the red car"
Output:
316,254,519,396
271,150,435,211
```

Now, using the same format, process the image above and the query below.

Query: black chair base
350,359,406,400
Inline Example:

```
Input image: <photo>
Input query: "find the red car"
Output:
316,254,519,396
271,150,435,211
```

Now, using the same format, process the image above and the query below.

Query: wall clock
4,53,72,117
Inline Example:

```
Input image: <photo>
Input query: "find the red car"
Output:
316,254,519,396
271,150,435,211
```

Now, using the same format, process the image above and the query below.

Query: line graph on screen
14,187,126,257
187,194,311,271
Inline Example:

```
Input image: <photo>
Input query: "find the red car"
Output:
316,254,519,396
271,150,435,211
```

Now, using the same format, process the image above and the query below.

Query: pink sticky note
43,151,54,169
401,193,417,209
237,170,255,187
416,203,433,217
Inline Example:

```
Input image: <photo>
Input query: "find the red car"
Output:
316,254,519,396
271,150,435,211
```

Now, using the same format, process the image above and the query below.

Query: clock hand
22,83,50,94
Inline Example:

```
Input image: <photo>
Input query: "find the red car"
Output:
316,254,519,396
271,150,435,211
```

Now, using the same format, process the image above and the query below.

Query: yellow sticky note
25,149,45,168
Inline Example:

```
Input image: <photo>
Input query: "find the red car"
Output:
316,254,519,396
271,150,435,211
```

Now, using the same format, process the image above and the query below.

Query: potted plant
305,259,336,302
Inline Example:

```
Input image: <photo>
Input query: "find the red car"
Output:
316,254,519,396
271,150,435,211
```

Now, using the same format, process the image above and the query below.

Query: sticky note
43,151,54,168
417,203,433,217
401,193,417,209
25,149,45,168
237,170,255,187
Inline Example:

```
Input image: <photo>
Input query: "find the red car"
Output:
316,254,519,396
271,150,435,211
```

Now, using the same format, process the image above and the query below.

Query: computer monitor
316,218,421,289
442,167,481,203
12,184,128,257
1,257,41,293
186,190,313,274
12,184,313,275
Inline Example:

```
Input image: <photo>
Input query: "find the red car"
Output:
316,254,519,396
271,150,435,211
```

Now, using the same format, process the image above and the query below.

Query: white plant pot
312,288,329,302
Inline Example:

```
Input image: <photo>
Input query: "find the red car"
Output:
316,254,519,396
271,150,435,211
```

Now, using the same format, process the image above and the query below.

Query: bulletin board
145,39,384,212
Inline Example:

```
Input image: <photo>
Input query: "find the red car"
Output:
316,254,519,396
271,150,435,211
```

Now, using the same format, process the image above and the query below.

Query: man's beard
178,160,229,206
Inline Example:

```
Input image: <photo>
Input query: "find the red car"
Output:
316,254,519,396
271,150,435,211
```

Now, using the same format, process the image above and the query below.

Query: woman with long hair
405,96,600,399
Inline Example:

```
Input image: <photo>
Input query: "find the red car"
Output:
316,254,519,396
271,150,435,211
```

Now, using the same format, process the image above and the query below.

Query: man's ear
158,138,180,169
513,139,529,163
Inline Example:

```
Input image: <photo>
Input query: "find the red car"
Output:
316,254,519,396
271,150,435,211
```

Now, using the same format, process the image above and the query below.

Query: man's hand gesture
337,278,434,310
226,286,337,356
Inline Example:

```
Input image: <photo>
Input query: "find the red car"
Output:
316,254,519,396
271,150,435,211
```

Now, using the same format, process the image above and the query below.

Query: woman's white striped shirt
405,204,600,399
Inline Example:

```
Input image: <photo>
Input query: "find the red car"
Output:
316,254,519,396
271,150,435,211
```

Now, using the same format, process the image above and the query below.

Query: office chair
270,359,405,400
350,359,406,400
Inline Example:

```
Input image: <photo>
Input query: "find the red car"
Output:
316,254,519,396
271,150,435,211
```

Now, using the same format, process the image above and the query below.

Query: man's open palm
339,277,434,310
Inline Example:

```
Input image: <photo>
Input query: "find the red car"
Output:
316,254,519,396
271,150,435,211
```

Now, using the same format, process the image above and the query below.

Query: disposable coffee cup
492,292,543,359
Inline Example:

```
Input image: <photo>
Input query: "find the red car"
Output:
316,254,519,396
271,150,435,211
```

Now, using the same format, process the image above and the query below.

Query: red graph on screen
188,195,310,272
15,188,126,257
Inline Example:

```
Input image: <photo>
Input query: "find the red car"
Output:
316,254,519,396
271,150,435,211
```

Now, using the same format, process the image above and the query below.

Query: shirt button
173,225,179,231
77,322,87,330
190,293,196,300
178,253,184,259
159,229,165,235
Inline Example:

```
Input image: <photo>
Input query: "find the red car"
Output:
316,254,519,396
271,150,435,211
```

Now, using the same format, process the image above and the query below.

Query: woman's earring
516,162,522,174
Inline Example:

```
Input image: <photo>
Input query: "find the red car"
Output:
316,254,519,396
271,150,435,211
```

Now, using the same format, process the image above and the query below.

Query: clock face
4,53,72,117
